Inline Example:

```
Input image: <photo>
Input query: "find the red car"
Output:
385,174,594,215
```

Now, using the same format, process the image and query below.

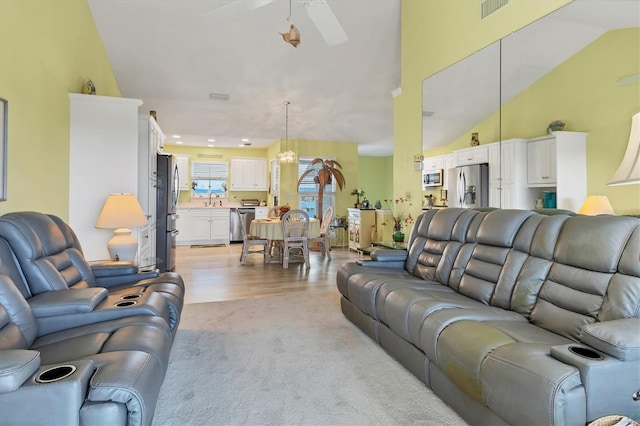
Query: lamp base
107,228,138,261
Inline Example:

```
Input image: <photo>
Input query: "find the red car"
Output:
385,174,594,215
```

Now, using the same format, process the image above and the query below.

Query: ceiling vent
209,93,230,101
480,0,510,20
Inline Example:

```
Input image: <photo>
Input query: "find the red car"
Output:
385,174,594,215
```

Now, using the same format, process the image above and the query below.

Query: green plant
350,188,365,204
384,198,414,231
298,158,345,223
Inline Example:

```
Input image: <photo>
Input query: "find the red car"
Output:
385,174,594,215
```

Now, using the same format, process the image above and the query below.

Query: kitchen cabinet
527,137,557,185
488,139,531,209
138,221,156,268
176,208,190,245
189,208,230,244
175,155,190,191
454,145,489,167
527,131,587,211
139,115,165,182
347,208,375,251
69,94,143,261
230,158,268,191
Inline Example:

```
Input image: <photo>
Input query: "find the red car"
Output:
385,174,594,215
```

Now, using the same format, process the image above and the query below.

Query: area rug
153,292,467,425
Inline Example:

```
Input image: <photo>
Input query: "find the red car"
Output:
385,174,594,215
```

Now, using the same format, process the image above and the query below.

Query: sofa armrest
28,288,108,317
94,271,161,288
0,359,94,425
0,350,40,393
90,260,138,277
370,248,408,262
579,318,640,361
356,259,407,269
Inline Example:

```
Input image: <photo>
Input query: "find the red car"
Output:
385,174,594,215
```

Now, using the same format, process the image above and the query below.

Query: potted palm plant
297,158,346,223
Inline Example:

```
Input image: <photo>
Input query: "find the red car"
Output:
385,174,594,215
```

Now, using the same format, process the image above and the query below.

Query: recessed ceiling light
173,135,181,138
238,144,245,147
176,141,183,145
207,144,214,147
241,138,249,142
207,139,216,142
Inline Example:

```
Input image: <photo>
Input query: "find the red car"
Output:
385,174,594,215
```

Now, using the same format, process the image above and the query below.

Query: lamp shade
608,111,640,186
578,195,615,216
95,193,148,229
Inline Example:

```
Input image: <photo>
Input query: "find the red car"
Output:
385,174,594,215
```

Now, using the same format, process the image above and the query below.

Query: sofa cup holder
120,294,143,300
114,300,137,308
568,345,603,360
35,365,77,383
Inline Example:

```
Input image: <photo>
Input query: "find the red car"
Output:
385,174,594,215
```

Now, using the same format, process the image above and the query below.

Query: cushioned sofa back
405,208,479,285
530,215,640,340
0,273,38,349
454,210,535,308
0,212,96,295
509,214,571,317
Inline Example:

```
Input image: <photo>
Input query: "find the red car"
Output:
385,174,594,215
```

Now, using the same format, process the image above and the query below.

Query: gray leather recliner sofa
337,208,640,425
0,212,185,425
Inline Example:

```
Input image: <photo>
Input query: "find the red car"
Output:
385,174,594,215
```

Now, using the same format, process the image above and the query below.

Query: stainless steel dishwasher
229,207,255,242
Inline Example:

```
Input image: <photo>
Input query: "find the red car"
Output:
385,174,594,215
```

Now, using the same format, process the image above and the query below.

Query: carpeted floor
153,292,467,425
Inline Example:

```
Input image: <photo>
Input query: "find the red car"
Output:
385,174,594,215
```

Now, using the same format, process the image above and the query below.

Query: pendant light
277,100,298,164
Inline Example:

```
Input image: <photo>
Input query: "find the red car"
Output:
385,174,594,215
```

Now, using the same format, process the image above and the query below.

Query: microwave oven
423,169,443,187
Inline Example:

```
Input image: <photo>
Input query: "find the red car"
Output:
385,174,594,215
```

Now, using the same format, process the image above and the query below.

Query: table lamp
95,193,148,261
577,195,615,216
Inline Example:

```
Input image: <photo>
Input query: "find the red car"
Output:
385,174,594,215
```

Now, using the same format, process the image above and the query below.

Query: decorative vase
392,231,405,243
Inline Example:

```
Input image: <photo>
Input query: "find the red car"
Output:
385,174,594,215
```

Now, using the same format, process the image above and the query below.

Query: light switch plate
413,162,423,171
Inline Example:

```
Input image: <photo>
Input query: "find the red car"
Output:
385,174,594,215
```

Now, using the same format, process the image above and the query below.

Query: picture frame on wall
0,97,6,201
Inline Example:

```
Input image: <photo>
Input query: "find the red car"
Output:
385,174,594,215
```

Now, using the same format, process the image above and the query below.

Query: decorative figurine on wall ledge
470,132,480,146
83,80,96,95
547,120,566,134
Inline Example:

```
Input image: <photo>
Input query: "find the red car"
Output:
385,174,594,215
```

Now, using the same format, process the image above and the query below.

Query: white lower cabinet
189,209,230,245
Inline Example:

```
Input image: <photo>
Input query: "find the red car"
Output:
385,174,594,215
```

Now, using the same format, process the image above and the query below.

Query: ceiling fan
201,0,348,47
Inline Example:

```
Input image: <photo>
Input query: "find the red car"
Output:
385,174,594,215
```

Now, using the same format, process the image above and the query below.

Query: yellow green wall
164,145,270,204
421,27,640,215
0,0,121,219
166,139,360,219
398,0,571,219
279,139,359,219
357,156,393,207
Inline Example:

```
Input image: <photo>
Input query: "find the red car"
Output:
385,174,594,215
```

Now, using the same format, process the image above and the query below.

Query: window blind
191,161,228,179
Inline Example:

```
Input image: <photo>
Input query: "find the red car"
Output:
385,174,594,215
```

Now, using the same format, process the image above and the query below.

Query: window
191,161,228,197
297,157,335,219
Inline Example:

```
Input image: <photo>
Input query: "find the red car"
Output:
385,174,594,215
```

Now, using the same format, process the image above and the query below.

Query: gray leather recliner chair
0,212,184,334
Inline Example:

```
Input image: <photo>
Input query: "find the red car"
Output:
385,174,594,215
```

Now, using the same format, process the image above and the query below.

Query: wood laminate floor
174,243,362,304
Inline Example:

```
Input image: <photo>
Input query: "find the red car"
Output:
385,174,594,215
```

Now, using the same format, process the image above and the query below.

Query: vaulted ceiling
88,0,401,156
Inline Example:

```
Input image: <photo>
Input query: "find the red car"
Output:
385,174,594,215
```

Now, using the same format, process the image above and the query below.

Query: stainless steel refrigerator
156,154,179,272
451,163,489,209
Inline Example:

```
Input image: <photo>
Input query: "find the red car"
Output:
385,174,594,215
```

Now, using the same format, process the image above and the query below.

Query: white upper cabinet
454,145,489,167
175,154,190,191
230,158,268,191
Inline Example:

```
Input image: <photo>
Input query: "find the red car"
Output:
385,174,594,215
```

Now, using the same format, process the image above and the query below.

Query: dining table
249,218,321,265
250,217,321,240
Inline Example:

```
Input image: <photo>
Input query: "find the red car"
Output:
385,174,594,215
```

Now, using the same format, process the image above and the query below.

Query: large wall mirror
422,0,640,213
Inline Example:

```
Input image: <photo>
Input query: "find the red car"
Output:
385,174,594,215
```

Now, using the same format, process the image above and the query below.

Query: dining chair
280,209,310,269
238,209,269,265
309,206,333,259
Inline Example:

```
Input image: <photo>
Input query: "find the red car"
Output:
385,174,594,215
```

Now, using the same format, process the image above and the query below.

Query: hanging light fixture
277,100,298,164
279,0,300,48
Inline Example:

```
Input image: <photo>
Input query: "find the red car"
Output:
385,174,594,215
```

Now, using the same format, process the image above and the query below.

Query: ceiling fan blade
201,0,274,18
304,0,348,46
